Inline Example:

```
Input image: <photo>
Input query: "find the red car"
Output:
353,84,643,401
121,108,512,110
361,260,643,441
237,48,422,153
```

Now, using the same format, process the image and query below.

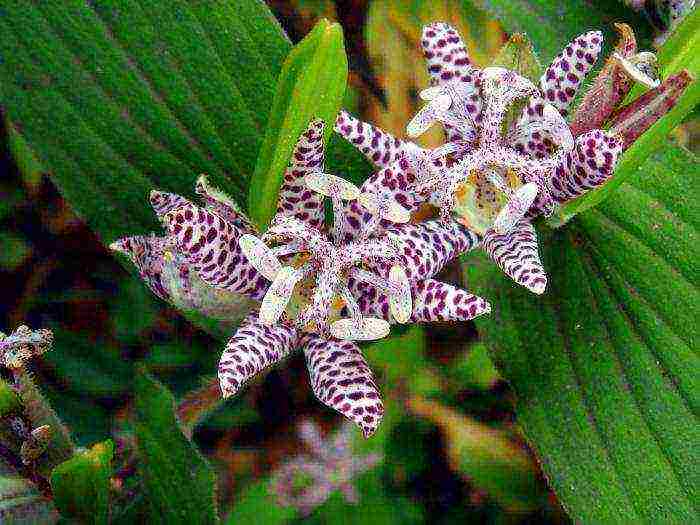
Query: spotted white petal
304,172,361,200
613,52,660,89
330,317,391,341
419,85,444,101
260,266,299,325
542,103,575,150
493,183,539,235
406,93,452,137
388,265,412,324
357,192,411,224
239,234,282,281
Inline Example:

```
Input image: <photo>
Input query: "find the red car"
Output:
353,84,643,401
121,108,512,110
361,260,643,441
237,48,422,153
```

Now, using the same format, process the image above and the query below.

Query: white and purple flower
336,22,684,295
112,118,490,437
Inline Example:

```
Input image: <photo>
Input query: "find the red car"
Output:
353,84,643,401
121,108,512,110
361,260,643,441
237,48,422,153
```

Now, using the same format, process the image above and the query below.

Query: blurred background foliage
0,0,696,523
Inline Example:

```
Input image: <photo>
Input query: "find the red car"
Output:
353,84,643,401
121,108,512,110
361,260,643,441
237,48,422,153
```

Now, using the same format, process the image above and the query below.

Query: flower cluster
113,119,489,437
336,22,686,295
114,21,687,438
270,420,381,515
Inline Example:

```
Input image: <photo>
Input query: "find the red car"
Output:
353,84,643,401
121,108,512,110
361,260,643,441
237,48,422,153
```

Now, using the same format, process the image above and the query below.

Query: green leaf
559,8,700,219
247,19,348,230
135,370,219,524
464,0,652,60
0,0,291,243
0,460,57,524
466,145,699,523
50,440,113,525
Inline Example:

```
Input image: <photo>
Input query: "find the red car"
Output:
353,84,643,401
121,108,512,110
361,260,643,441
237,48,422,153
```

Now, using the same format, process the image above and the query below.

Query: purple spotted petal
303,335,384,438
276,119,326,229
162,203,268,300
340,158,421,241
540,31,603,115
482,220,547,294
218,312,299,398
547,130,623,204
334,110,416,169
411,279,491,321
381,220,480,280
110,235,170,301
195,176,256,234
149,190,192,220
421,22,477,86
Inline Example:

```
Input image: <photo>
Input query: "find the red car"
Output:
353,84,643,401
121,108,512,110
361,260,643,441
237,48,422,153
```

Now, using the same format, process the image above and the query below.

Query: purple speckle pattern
540,31,603,115
276,118,326,229
421,22,476,85
149,191,192,220
411,279,491,322
509,97,556,160
379,220,480,280
163,203,268,300
548,130,623,203
218,312,299,398
111,235,170,301
195,177,256,234
303,335,384,437
482,220,547,294
420,22,481,141
334,110,414,170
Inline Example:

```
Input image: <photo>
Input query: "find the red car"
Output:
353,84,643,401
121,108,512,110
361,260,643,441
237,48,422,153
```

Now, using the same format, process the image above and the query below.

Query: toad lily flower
271,420,382,515
336,22,629,294
112,119,489,437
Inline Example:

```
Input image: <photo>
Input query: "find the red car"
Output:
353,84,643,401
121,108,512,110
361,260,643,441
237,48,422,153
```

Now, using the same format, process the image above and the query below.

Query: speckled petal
482,220,547,294
239,234,283,281
110,235,170,301
276,119,326,228
334,110,416,169
260,266,299,325
195,175,256,233
421,22,477,85
218,312,299,398
305,172,360,200
340,158,420,241
329,317,391,341
380,220,480,280
540,31,603,115
303,336,384,437
388,265,412,323
547,130,623,204
162,204,268,300
493,182,539,235
411,279,491,322
149,190,192,220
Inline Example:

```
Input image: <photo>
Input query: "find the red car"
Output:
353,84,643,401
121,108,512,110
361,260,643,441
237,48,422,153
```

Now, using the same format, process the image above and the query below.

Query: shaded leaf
466,145,699,522
50,440,113,525
247,19,348,230
0,0,292,244
135,370,219,524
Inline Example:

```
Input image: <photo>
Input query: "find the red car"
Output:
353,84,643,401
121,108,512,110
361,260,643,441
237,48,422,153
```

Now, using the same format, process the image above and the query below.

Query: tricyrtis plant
114,118,490,437
0,1,695,523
